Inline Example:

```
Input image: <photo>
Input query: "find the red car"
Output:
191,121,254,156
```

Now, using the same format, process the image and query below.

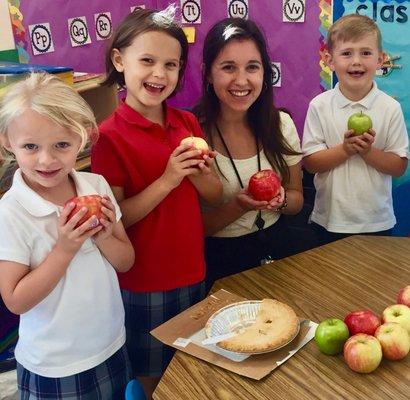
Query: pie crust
217,299,299,353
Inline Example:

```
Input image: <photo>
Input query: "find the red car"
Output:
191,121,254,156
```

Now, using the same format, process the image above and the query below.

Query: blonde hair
0,73,97,152
327,14,382,53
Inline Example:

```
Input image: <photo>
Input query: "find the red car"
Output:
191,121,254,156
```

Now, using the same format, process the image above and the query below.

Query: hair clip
222,24,244,41
152,3,180,27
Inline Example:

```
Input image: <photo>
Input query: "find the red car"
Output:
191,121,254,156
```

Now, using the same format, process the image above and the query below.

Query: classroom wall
17,0,322,136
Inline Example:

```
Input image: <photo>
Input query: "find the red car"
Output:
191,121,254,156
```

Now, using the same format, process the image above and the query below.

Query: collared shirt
92,101,205,292
303,82,409,233
0,169,125,377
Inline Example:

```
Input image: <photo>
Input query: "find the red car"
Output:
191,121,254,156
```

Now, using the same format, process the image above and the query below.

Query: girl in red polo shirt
91,6,222,398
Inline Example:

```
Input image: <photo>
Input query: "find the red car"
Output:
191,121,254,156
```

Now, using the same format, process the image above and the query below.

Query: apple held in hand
344,310,381,336
382,304,410,335
65,195,103,228
397,285,410,307
248,169,281,202
374,322,410,361
343,333,382,373
347,111,373,136
180,136,209,159
314,318,350,355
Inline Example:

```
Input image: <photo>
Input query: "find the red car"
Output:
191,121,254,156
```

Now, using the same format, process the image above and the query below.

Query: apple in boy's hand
397,285,410,307
180,136,209,159
65,195,103,228
344,310,381,336
343,334,382,373
374,322,410,361
248,169,281,202
382,304,410,335
314,318,350,355
347,111,373,136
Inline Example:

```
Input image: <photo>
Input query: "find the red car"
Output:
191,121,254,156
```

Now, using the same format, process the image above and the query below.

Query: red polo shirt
91,102,206,292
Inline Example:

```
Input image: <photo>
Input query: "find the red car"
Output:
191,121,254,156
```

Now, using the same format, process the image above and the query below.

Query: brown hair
104,8,188,96
327,14,382,53
193,18,300,184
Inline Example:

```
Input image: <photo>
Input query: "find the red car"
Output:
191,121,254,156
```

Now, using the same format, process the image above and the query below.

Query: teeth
230,90,250,97
145,83,164,89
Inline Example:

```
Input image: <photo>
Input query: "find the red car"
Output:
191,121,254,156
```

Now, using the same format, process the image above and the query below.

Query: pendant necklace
215,124,265,231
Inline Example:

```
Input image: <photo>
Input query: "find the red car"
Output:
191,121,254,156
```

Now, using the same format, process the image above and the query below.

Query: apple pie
217,299,299,353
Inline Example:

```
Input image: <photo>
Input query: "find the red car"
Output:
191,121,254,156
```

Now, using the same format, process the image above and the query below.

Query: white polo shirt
206,111,302,238
0,169,126,377
302,82,409,233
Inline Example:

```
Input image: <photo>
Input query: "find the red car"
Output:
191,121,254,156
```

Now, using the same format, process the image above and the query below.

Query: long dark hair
193,18,299,183
103,8,188,97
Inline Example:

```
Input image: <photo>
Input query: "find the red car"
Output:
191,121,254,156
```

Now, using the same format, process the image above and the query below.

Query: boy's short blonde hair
327,14,382,53
0,73,97,152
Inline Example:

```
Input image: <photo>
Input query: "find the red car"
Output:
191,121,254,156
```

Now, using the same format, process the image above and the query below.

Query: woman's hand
236,189,270,211
56,202,102,255
266,187,286,211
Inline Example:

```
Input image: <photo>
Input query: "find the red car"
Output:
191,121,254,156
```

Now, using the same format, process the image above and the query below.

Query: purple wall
20,0,322,135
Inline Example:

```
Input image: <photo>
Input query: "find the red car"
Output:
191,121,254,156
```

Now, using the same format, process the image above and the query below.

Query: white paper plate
204,300,300,355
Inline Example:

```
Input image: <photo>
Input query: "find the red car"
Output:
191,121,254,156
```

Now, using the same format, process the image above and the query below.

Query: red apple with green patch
343,333,382,373
374,322,410,361
180,136,209,159
382,304,410,335
248,169,281,202
397,285,410,307
347,111,373,136
344,310,381,336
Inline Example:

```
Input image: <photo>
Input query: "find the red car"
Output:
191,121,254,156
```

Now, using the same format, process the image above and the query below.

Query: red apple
344,310,381,336
180,136,209,159
397,285,410,307
248,169,281,201
343,333,382,373
374,322,410,361
382,304,410,335
65,195,103,228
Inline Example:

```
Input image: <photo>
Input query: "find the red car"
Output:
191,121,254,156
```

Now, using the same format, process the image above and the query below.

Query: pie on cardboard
217,299,299,353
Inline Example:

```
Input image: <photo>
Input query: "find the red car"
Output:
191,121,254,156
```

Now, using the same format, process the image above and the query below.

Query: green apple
315,318,350,355
347,111,373,136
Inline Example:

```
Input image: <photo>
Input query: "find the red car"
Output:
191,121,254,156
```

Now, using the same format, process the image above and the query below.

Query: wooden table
153,236,410,400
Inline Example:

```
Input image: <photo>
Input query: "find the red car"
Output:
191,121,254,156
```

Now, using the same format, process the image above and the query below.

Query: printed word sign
29,23,54,55
181,0,202,24
227,0,249,19
283,0,305,23
68,17,91,47
94,12,112,41
271,62,282,87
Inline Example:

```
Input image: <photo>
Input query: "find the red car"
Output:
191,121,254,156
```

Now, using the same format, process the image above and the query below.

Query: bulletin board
6,0,410,234
9,0,322,137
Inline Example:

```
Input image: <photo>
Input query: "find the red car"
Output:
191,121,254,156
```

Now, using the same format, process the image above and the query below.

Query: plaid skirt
122,280,206,377
17,345,131,400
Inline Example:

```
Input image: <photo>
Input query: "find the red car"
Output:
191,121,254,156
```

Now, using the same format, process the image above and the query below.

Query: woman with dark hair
193,18,304,290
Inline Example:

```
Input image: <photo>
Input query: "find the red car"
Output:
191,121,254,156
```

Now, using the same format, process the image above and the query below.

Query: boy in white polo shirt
0,73,135,399
302,14,409,244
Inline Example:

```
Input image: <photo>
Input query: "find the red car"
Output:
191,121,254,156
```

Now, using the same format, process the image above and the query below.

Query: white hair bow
152,3,179,27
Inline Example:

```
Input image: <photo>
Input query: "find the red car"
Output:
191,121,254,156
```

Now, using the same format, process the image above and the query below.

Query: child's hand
161,143,203,189
93,196,116,243
352,129,376,155
343,130,359,156
57,202,103,255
